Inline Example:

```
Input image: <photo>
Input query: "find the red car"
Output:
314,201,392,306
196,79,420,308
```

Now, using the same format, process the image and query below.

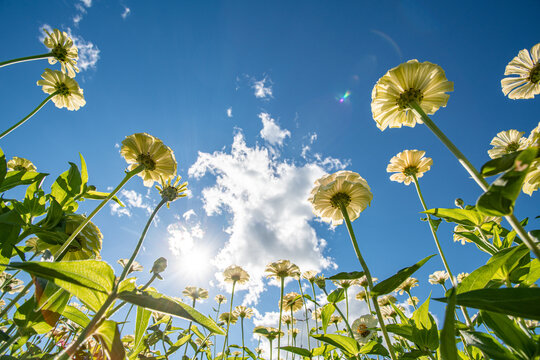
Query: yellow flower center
403,166,418,176
55,82,71,96
161,186,178,202
396,88,424,109
137,153,156,170
506,142,521,153
51,44,68,62
356,324,370,338
330,192,351,208
13,165,26,171
530,63,540,84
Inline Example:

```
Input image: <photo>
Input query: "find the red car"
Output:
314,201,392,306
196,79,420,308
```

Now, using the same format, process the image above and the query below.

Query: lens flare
339,91,351,103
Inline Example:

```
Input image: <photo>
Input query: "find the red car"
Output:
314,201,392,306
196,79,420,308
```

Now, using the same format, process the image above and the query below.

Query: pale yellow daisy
428,271,449,285
280,292,304,313
265,260,300,280
501,43,540,99
308,170,373,226
37,69,85,110
396,277,419,295
487,130,527,159
215,294,227,304
120,133,177,187
43,28,79,78
527,122,540,148
233,305,254,319
371,60,453,131
223,265,250,284
182,286,209,301
522,160,540,196
351,315,378,344
387,150,433,185
7,157,36,172
219,312,238,324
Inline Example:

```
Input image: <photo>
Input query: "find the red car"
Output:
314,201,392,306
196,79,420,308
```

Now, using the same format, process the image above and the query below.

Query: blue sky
1,0,539,351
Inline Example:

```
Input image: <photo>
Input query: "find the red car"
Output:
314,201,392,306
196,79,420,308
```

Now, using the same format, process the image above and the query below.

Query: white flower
351,315,378,344
501,43,540,99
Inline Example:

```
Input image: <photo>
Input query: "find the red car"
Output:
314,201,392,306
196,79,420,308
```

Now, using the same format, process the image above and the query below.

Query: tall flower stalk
221,265,249,358
296,277,311,350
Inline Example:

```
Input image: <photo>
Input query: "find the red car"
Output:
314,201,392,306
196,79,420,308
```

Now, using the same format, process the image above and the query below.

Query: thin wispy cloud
73,0,92,26
252,76,273,99
121,6,131,19
110,189,153,217
226,107,233,118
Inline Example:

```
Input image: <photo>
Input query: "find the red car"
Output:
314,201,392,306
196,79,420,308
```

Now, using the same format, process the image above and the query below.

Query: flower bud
151,257,167,279
454,198,464,208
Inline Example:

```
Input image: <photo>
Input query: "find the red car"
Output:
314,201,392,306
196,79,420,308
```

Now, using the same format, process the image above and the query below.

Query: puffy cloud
167,221,205,257
252,76,273,99
109,189,153,217
183,209,196,221
259,113,291,147
226,107,233,118
121,6,131,19
189,130,340,305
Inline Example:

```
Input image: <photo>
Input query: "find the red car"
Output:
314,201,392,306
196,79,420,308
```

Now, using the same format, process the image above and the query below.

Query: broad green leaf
13,297,51,335
33,278,70,327
321,303,335,333
327,271,364,280
0,147,6,187
489,245,530,282
229,345,257,360
515,258,540,286
8,260,115,312
327,288,345,303
94,320,125,360
480,311,536,359
386,323,415,343
439,288,458,360
118,288,224,334
50,162,83,212
477,148,538,216
411,297,439,351
62,305,90,328
134,306,152,352
0,208,23,271
162,334,191,358
79,153,88,186
279,346,312,358
452,230,497,255
359,340,389,356
371,254,435,296
460,331,518,360
0,171,47,193
311,344,335,356
423,208,484,227
436,288,540,320
311,334,359,355
481,149,538,177
457,244,528,294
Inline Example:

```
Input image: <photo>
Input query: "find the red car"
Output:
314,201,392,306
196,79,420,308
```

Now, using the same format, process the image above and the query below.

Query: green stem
338,204,397,360
0,329,19,354
241,316,245,360
221,280,236,359
362,285,373,313
0,53,52,68
184,298,197,357
297,279,311,351
0,282,31,320
289,308,294,360
310,282,318,334
110,274,157,319
0,92,57,140
322,288,355,339
214,302,222,360
345,287,349,323
53,165,144,260
277,277,285,360
269,339,273,360
409,102,540,260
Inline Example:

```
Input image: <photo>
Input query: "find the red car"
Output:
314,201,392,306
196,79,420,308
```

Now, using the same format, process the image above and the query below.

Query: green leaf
13,297,51,335
439,288,458,360
359,340,389,356
477,148,538,216
327,288,345,303
411,297,439,351
83,189,125,206
94,320,125,360
311,344,335,357
480,311,537,359
0,147,7,187
79,153,88,186
481,149,538,177
457,244,528,294
436,288,540,320
62,305,90,328
327,271,364,280
134,306,152,352
8,260,115,312
460,331,518,360
0,171,47,193
118,288,224,335
311,334,359,355
279,346,312,358
321,303,335,333
386,323,415,343
33,278,70,327
371,254,436,296
453,231,497,255
50,162,84,212
423,208,484,227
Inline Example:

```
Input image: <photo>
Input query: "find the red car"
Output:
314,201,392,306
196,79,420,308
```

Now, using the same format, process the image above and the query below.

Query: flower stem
297,279,311,351
409,102,540,259
322,288,355,339
0,53,52,68
277,277,285,360
0,92,57,140
338,204,397,360
221,280,236,358
310,282,319,335
241,316,246,360
412,175,473,328
53,165,144,260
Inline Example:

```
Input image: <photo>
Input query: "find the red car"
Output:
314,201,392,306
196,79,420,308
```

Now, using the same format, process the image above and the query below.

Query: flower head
7,157,37,172
37,69,85,110
527,122,540,148
120,133,177,187
233,305,254,319
118,259,143,274
357,275,377,288
282,315,297,325
302,270,318,283
215,294,227,304
289,328,300,337
223,265,250,284
311,308,323,321
351,315,378,344
314,275,326,289
150,257,167,279
265,260,300,280
407,296,419,307
0,273,25,294
371,60,453,131
280,292,304,313
309,170,373,226
330,315,343,325
428,271,449,285
156,176,188,207
332,279,357,289
195,338,213,348
488,130,528,159
355,290,367,301
457,273,469,283
219,312,238,325
523,160,540,195
501,43,540,99
377,294,397,306
43,28,79,78
396,277,419,295
37,214,102,260
182,286,209,302
387,150,433,185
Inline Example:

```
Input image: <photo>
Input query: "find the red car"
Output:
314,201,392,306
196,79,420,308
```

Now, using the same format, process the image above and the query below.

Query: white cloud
39,25,100,71
109,189,153,217
167,222,204,256
81,0,92,7
226,107,233,118
189,130,339,305
183,209,196,221
259,113,290,147
121,6,131,19
252,76,273,99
